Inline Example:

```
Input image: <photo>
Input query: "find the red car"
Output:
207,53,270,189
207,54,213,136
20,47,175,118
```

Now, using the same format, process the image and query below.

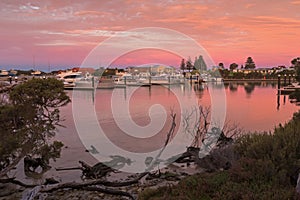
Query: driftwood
195,144,237,172
216,131,234,147
79,160,116,179
146,170,181,181
0,153,24,178
55,167,81,171
0,177,38,188
171,136,235,173
40,172,148,200
171,147,200,164
24,156,51,173
0,177,59,188
0,173,149,200
79,186,134,200
40,172,148,193
0,112,181,199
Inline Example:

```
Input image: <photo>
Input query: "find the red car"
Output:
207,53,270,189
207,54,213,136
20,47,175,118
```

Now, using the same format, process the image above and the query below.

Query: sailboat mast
33,55,36,71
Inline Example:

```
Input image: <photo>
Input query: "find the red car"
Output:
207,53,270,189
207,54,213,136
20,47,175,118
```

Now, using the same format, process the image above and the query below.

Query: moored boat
57,70,95,89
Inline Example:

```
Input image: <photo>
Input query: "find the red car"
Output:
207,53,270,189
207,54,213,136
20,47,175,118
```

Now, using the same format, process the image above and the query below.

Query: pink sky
0,0,299,70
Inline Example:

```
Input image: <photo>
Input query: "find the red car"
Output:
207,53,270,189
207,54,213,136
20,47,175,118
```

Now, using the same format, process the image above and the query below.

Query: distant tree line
180,55,207,73
291,57,300,82
209,57,299,80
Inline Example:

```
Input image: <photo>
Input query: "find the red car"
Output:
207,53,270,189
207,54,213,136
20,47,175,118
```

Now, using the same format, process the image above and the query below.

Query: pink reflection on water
95,86,181,153
206,82,298,132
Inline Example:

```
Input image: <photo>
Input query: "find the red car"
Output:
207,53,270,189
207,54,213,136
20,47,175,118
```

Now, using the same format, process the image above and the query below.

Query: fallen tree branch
0,154,24,178
81,186,134,200
55,167,82,171
40,172,148,193
0,177,38,188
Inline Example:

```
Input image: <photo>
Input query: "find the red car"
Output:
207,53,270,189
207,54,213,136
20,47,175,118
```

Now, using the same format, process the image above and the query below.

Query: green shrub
139,111,300,199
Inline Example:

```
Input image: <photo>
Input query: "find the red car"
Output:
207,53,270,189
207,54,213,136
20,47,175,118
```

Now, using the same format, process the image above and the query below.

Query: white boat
57,71,95,89
150,73,184,85
114,74,149,86
150,74,170,85
31,70,42,76
57,71,83,84
0,70,9,76
9,70,18,76
114,72,184,86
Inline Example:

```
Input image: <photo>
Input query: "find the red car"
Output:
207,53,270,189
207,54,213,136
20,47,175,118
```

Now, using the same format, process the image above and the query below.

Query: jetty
278,84,300,95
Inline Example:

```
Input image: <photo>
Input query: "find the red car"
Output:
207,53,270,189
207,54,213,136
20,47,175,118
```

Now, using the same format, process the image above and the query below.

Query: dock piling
92,76,95,88
284,74,287,86
277,75,281,95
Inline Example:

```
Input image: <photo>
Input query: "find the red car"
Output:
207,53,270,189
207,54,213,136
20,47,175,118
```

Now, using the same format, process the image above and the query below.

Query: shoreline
0,162,201,200
222,78,278,82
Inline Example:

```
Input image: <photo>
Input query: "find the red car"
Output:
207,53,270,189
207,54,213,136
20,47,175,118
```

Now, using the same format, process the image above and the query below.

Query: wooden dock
64,86,95,90
278,85,300,95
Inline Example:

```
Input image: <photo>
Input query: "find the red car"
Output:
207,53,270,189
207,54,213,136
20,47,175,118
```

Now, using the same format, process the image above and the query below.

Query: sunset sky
0,0,299,71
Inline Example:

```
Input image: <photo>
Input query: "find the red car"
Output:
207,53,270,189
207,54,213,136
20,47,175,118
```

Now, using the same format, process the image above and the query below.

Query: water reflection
47,81,300,181
229,83,238,92
277,94,280,110
69,82,299,150
223,81,278,95
71,83,213,173
191,81,299,132
244,83,255,95
70,82,299,126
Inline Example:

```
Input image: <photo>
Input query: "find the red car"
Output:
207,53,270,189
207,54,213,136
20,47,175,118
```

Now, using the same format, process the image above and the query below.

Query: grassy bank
139,111,300,199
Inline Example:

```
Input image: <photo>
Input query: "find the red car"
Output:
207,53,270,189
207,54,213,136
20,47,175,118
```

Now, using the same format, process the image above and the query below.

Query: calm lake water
15,81,300,182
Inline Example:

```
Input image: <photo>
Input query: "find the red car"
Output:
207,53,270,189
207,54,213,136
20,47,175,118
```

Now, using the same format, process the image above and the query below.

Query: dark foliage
0,78,70,176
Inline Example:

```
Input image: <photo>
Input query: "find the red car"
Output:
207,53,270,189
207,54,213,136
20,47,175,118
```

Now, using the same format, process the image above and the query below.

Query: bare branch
40,172,148,193
0,177,38,188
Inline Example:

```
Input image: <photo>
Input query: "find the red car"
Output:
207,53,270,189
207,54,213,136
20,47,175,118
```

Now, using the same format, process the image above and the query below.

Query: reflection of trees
244,83,255,94
223,83,229,89
229,83,238,92
193,84,204,99
0,78,70,177
291,57,300,82
210,82,224,89
271,82,277,88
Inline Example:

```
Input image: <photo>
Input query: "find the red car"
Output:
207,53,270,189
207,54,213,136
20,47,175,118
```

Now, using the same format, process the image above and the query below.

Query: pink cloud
0,0,299,70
